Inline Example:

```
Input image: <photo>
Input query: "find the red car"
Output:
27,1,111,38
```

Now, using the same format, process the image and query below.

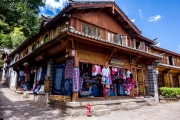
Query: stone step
124,105,140,110
125,102,137,106
91,105,107,110
92,109,110,116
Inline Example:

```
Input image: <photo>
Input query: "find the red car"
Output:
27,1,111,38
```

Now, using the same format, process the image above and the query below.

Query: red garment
92,65,96,73
24,68,28,74
111,68,115,74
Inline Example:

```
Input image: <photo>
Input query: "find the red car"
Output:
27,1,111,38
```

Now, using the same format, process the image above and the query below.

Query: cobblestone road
1,83,180,120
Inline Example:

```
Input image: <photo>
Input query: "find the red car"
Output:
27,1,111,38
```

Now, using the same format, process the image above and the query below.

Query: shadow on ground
0,83,65,120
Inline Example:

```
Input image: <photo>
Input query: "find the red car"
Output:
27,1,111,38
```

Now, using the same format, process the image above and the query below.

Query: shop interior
79,62,135,98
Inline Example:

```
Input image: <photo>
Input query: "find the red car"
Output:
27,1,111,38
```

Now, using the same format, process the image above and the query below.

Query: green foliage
0,55,3,68
0,0,44,35
0,0,44,48
10,27,26,48
159,87,180,97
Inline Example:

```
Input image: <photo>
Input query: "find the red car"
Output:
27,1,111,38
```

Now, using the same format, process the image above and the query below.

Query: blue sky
39,0,180,53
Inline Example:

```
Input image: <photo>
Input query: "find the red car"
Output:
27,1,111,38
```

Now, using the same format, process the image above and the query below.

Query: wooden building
4,0,173,115
150,46,180,89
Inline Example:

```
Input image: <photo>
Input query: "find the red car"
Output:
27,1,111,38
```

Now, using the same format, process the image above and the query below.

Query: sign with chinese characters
72,67,80,92
109,58,124,66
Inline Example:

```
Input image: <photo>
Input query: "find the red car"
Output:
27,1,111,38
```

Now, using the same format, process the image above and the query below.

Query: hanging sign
109,58,124,66
72,67,80,92
44,76,50,92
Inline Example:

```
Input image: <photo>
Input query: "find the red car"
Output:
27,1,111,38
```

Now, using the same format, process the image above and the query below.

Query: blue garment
105,77,110,85
118,84,124,95
33,85,41,94
91,86,99,97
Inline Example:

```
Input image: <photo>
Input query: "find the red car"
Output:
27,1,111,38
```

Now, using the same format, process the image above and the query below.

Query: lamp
65,52,69,57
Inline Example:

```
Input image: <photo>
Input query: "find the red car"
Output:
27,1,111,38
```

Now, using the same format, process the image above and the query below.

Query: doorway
137,69,144,96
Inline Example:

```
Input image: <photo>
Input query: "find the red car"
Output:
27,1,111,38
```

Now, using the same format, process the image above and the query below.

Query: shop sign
44,76,50,92
109,58,124,66
72,67,79,92
136,64,144,68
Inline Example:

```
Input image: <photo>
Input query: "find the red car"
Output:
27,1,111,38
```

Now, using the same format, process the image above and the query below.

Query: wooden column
72,50,79,102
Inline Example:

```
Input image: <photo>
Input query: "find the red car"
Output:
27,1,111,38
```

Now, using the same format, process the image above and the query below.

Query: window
26,49,28,55
107,32,114,42
140,42,145,51
157,74,164,88
82,23,87,34
44,34,48,43
81,23,101,38
115,34,121,44
121,36,128,47
166,56,175,65
32,44,35,51
36,41,39,48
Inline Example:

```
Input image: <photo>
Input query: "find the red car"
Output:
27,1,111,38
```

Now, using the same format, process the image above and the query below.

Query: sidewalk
1,82,180,120
0,83,65,120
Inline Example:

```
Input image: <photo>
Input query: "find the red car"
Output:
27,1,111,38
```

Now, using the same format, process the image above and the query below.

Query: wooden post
72,50,79,102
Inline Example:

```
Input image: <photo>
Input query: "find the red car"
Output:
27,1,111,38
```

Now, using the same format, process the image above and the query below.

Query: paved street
1,83,180,120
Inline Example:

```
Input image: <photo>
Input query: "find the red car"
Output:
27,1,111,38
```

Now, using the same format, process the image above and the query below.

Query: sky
39,0,180,53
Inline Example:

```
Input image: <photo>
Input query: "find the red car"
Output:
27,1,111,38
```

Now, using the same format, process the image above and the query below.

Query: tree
0,0,45,48
10,27,26,48
0,0,44,36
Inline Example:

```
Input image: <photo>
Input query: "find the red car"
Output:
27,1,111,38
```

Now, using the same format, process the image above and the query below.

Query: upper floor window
166,56,175,65
32,44,35,51
26,49,28,55
36,41,39,48
44,34,48,43
133,39,145,51
107,32,114,42
82,23,101,38
121,36,128,47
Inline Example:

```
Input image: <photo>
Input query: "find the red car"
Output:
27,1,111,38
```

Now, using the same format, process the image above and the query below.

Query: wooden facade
7,1,176,102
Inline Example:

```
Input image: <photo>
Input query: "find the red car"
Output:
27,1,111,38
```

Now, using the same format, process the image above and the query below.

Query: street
1,83,180,120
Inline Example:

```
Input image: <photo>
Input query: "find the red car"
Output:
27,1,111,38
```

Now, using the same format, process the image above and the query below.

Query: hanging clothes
102,67,110,77
37,67,42,81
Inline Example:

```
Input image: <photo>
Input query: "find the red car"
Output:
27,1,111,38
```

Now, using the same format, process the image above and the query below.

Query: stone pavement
1,82,180,120
0,83,65,120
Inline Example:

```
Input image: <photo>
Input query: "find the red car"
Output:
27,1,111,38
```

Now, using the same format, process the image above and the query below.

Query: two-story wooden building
4,0,169,116
150,46,180,89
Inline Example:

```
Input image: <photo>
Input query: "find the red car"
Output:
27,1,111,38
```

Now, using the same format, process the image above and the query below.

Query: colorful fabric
37,67,42,81
53,63,65,95
102,67,110,77
105,76,110,85
108,74,112,84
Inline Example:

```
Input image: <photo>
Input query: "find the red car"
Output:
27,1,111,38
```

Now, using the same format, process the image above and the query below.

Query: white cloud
40,0,68,15
148,15,161,22
156,42,160,47
131,19,136,23
139,9,143,19
178,45,180,50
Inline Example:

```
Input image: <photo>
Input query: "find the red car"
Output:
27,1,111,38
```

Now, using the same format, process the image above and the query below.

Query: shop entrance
137,69,144,96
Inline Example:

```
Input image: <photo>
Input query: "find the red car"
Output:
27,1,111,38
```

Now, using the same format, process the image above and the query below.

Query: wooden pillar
178,75,180,87
72,50,79,102
169,74,173,87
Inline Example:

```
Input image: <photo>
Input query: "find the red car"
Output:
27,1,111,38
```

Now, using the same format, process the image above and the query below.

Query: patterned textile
62,79,72,96
118,84,124,95
53,63,65,95
110,84,117,96
65,59,74,79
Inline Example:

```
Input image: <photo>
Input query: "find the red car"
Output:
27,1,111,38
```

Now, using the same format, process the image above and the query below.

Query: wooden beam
132,55,142,65
106,48,116,61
